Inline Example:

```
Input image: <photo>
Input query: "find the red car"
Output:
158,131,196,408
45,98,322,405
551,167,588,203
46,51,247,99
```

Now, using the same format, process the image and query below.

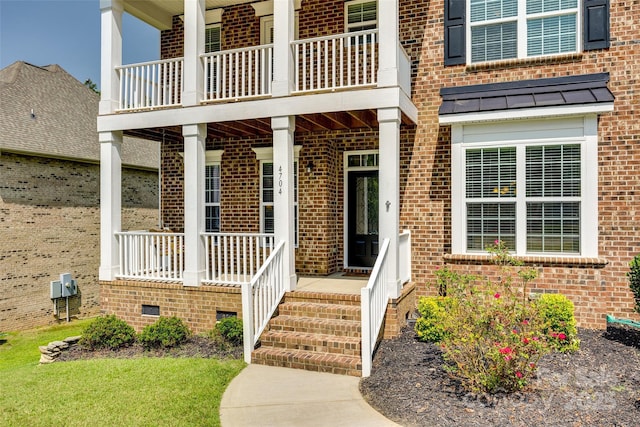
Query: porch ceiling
123,110,415,142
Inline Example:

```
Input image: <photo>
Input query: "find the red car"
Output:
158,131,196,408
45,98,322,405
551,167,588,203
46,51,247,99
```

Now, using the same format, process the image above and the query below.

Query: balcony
115,30,399,112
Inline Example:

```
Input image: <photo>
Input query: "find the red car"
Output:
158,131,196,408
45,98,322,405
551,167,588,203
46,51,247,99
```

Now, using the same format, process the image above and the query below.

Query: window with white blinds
469,0,579,63
205,164,221,232
205,24,221,54
464,143,582,254
346,0,377,32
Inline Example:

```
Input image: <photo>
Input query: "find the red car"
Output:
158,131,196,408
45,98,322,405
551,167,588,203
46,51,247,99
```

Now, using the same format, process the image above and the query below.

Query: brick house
98,0,637,376
0,61,159,331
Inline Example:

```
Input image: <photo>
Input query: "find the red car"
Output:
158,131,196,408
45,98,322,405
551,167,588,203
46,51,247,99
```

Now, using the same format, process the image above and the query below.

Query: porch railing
202,233,275,285
115,231,184,281
292,29,378,93
116,58,183,111
201,44,273,102
360,237,390,378
242,240,286,363
399,229,412,284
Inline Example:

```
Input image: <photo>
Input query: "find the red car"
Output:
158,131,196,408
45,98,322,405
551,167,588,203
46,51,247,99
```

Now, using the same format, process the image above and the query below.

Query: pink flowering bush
536,293,580,353
436,240,551,393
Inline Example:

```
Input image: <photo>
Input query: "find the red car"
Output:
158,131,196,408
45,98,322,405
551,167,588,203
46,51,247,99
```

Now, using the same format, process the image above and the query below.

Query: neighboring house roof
439,73,615,116
0,61,158,170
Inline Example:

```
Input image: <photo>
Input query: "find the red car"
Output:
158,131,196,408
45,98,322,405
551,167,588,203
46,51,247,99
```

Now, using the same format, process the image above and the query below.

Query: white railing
399,229,412,285
399,43,412,97
242,240,286,363
201,44,273,102
116,231,184,281
202,233,275,285
293,29,378,93
360,238,390,377
117,58,183,111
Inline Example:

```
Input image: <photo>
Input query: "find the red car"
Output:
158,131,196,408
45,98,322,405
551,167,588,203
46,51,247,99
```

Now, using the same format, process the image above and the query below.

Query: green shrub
536,293,580,353
79,315,136,350
138,316,190,349
215,317,243,345
415,296,454,343
437,240,551,393
628,254,640,314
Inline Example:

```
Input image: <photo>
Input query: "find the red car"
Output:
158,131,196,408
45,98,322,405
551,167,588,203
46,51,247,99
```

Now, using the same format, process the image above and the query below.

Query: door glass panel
354,175,378,235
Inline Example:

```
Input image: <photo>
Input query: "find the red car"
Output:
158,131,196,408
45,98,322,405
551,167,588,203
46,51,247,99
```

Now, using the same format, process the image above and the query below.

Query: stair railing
360,238,390,377
241,240,286,363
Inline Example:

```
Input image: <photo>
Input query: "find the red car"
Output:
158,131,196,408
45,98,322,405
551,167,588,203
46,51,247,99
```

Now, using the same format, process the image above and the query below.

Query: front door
348,171,379,267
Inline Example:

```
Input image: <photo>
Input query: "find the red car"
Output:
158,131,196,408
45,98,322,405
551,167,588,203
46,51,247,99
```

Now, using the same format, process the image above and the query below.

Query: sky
0,0,160,89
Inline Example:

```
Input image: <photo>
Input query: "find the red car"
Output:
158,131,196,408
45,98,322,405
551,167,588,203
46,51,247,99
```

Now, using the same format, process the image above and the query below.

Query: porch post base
183,270,205,287
99,265,119,282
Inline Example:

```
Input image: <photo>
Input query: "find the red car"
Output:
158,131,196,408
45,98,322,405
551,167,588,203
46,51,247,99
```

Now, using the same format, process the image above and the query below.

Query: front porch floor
296,273,368,295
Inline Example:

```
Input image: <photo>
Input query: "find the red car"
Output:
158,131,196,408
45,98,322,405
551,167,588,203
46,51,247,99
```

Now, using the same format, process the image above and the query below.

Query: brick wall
0,152,158,331
149,0,640,329
100,280,242,334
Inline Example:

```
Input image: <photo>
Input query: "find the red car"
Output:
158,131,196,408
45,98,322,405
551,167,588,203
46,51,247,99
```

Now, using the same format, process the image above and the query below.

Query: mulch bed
360,325,640,427
57,335,243,362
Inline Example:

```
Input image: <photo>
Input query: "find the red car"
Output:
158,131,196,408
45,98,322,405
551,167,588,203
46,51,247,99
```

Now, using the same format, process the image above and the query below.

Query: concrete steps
252,291,363,376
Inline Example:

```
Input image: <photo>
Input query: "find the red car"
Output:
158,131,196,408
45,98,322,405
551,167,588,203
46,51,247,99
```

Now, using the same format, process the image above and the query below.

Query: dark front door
348,171,379,267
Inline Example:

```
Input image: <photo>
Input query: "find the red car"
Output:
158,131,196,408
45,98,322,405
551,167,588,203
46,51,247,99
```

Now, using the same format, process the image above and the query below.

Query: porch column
378,107,401,298
99,131,122,281
272,0,295,96
272,116,297,291
99,0,123,114
183,123,206,286
377,0,399,88
182,0,205,106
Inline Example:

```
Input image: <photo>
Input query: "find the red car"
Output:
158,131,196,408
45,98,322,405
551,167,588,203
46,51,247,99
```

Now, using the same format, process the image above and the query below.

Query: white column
99,131,123,281
182,0,205,106
99,0,123,114
272,116,296,291
377,0,399,88
182,123,206,286
272,0,295,96
378,107,401,298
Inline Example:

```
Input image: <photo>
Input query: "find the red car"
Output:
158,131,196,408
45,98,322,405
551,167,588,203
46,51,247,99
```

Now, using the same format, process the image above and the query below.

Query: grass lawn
0,320,245,427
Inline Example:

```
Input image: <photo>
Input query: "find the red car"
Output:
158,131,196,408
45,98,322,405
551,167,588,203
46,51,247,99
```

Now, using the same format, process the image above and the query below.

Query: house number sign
278,166,283,194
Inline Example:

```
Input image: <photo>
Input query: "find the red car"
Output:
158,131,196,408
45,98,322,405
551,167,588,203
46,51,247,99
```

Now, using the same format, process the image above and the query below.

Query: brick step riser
252,349,362,377
268,318,361,337
279,302,362,321
283,295,361,307
261,334,361,356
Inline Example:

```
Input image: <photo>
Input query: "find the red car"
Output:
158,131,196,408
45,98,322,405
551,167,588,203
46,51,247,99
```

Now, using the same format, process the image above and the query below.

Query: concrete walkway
220,364,400,427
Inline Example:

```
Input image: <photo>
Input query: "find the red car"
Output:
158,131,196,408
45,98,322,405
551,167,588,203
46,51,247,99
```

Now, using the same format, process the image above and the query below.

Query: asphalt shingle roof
0,61,158,170
439,73,614,116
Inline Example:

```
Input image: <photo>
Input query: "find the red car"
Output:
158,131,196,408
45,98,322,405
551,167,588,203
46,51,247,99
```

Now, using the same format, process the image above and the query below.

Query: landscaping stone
38,336,80,364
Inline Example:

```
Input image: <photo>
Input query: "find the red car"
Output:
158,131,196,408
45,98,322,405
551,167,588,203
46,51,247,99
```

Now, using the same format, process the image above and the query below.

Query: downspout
606,315,640,328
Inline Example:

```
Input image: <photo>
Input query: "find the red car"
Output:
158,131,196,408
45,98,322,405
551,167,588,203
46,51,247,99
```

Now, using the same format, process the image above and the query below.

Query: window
205,24,221,54
205,150,223,233
253,147,302,246
451,117,598,257
205,24,221,95
469,0,578,62
345,0,377,32
444,0,610,66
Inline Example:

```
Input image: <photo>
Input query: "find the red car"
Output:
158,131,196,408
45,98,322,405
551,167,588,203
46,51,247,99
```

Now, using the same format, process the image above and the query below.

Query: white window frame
205,150,223,233
451,115,598,257
205,23,221,54
253,146,301,246
467,0,581,63
345,0,378,33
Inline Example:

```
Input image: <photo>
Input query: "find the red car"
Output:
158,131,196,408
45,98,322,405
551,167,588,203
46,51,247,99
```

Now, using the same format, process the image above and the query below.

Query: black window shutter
444,0,466,66
583,0,610,51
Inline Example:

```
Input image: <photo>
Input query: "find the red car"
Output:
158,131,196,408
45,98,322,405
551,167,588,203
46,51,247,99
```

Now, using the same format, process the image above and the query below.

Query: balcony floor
296,273,368,295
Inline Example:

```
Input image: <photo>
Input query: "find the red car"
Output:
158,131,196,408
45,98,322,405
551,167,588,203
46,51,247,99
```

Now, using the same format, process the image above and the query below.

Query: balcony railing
292,29,378,93
116,58,183,111
201,44,273,102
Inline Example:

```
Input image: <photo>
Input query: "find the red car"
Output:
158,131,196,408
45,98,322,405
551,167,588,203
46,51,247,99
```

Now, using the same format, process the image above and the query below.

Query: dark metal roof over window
439,73,614,116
